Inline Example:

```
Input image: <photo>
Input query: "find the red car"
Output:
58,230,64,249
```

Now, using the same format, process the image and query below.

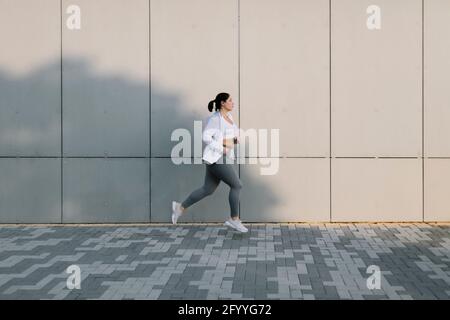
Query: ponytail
207,99,215,112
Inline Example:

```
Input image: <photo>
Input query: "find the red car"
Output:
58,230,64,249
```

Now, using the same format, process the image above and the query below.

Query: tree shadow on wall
0,57,280,223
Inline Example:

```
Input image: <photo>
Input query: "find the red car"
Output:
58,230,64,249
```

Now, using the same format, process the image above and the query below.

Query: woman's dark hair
208,92,230,112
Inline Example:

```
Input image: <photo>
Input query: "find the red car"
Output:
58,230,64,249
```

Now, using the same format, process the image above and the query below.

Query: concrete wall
0,0,449,223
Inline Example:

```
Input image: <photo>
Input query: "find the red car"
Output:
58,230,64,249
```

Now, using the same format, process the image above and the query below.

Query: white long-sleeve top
202,111,239,164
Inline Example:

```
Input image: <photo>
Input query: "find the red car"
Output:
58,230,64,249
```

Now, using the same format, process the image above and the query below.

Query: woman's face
221,96,234,112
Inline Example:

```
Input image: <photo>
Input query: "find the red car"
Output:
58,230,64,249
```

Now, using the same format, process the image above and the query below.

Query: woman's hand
222,138,235,148
222,138,236,155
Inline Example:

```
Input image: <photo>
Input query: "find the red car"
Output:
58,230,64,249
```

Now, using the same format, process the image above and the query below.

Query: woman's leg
208,163,242,219
181,164,221,210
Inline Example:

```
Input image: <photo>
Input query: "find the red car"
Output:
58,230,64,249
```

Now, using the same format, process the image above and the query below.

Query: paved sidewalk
0,223,449,300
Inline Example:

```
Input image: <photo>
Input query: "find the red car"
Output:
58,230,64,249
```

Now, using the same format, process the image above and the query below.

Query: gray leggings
181,160,242,218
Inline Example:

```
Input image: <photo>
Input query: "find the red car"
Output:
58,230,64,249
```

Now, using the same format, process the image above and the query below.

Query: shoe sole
224,221,248,233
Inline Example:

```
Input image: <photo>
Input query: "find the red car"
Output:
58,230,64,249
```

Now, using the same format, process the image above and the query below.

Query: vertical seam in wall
422,0,425,222
149,0,152,223
329,0,332,223
60,0,63,224
238,0,241,219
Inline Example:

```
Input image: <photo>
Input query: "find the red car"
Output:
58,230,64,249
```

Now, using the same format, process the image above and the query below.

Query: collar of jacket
215,110,232,118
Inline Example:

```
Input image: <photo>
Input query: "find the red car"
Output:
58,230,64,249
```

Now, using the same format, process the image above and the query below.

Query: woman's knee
233,179,243,190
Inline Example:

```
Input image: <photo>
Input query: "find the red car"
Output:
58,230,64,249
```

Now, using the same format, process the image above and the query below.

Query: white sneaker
172,201,183,224
224,219,248,233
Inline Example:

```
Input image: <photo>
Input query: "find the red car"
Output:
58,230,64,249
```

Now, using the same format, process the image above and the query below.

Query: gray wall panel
63,158,149,223
0,0,61,156
151,158,239,222
0,158,61,223
62,0,149,156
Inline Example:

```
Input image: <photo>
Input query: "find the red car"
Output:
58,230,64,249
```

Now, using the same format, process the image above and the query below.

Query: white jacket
202,111,237,164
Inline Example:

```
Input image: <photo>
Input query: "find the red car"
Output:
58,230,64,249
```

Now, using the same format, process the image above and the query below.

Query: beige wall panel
241,158,330,222
332,0,422,157
332,158,422,222
424,0,450,156
240,0,329,157
424,159,450,222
